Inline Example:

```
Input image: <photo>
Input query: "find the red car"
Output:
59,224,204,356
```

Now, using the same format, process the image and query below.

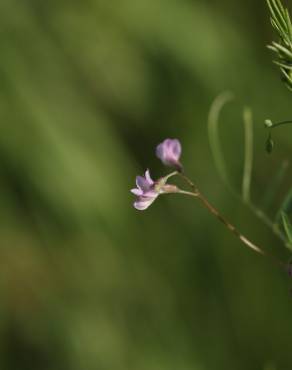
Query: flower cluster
131,138,182,210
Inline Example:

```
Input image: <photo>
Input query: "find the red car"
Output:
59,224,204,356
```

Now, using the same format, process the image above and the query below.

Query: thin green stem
207,91,234,188
163,171,179,182
242,107,253,203
179,170,286,243
267,120,292,129
177,175,286,269
178,190,199,197
208,94,286,243
178,172,198,192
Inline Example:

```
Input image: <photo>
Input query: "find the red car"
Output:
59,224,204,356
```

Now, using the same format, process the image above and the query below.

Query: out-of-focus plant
205,0,292,265
208,94,279,235
265,0,292,152
267,0,292,91
265,0,292,248
207,92,292,259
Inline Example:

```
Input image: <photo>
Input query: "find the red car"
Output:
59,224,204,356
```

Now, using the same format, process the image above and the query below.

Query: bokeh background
0,0,292,369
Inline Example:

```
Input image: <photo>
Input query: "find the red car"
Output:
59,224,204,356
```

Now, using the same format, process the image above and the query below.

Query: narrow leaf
207,91,234,188
242,107,253,203
282,212,292,250
276,188,292,222
261,160,289,211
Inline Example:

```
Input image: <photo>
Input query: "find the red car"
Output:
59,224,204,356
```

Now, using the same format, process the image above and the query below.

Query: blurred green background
0,0,291,369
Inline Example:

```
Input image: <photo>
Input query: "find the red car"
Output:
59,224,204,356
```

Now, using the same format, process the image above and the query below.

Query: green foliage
282,213,292,250
276,188,292,221
265,132,275,153
0,1,291,370
261,160,289,211
242,107,253,203
207,91,234,188
208,94,288,244
267,0,292,91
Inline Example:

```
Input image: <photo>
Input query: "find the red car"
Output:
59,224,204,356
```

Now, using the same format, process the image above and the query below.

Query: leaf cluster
208,93,292,252
267,0,292,91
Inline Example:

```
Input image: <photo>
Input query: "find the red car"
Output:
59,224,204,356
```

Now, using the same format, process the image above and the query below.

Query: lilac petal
136,175,151,191
145,169,154,185
164,138,172,149
144,190,159,198
131,188,143,196
171,139,181,158
134,197,156,210
156,143,165,161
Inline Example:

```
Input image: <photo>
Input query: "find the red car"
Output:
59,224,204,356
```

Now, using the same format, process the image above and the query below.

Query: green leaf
261,160,289,211
242,107,253,203
277,188,292,217
282,212,292,250
207,91,234,188
267,0,292,91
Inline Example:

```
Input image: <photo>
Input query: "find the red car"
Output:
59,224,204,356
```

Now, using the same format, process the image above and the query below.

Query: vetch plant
131,0,292,278
131,139,286,270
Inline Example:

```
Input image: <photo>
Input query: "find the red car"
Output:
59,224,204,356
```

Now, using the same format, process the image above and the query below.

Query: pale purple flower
131,170,159,210
131,169,178,210
156,138,182,169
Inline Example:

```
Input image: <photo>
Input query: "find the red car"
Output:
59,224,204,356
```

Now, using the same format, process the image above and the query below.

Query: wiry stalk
177,173,285,269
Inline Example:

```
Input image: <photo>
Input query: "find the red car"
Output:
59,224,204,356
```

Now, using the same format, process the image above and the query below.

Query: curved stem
197,193,267,256
178,172,199,192
177,176,286,269
267,120,292,129
162,171,179,182
179,170,287,244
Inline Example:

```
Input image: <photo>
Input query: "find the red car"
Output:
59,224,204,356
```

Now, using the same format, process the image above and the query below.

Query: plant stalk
177,173,285,268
